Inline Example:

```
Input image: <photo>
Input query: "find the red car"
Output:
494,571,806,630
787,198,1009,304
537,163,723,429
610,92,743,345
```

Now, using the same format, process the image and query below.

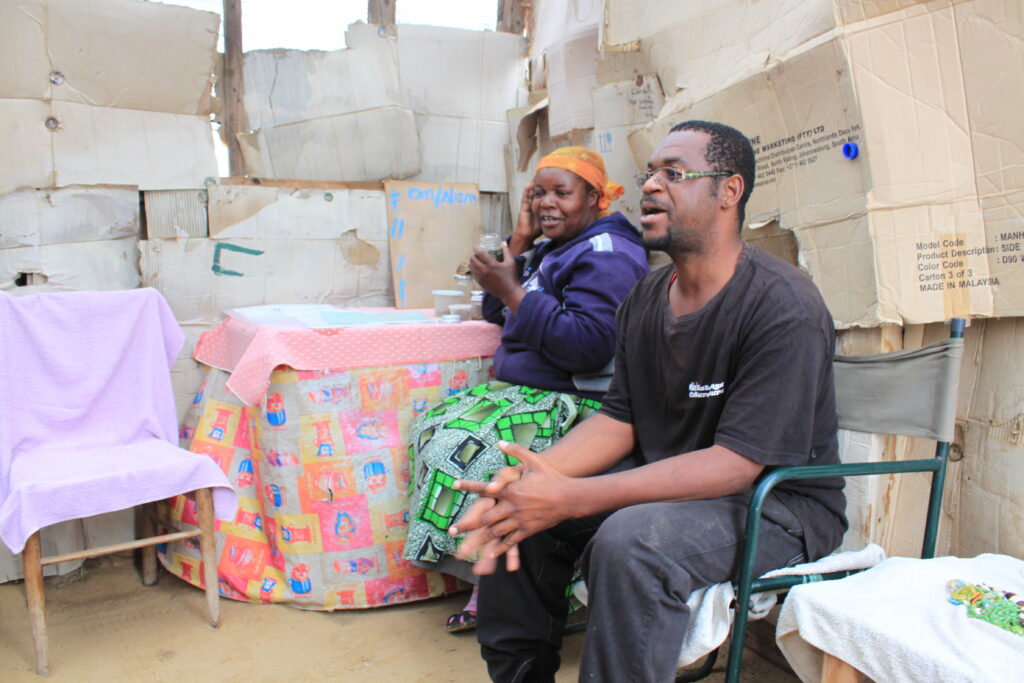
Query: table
156,311,501,609
776,554,1024,682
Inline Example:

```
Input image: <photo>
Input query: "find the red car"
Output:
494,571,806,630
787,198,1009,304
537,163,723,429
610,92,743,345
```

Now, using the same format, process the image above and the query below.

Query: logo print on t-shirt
688,381,725,398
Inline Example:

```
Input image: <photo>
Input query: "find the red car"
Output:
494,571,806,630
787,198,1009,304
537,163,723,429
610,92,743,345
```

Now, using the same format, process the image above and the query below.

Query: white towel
572,544,888,667
752,543,888,616
776,553,1024,683
675,544,887,666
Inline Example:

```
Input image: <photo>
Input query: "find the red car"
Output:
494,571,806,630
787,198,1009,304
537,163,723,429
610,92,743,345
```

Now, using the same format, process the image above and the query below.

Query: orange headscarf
535,146,625,215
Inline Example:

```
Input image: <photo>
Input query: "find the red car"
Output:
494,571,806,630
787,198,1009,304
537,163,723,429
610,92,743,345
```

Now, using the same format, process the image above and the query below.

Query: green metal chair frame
702,318,966,683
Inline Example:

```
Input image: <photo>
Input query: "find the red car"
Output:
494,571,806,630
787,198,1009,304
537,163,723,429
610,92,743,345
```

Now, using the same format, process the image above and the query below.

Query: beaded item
947,579,1024,637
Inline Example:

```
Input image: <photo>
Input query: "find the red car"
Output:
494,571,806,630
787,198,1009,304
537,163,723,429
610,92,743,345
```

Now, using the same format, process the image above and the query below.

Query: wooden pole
196,488,221,628
822,652,864,683
139,503,160,586
368,0,396,27
23,532,49,676
38,529,201,567
496,0,527,35
222,0,245,176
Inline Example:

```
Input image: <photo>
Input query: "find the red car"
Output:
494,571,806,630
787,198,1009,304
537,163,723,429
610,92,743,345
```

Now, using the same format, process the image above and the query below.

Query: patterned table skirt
158,357,492,609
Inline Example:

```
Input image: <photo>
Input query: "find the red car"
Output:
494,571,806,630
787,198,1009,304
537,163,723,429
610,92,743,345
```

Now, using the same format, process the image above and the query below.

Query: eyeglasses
633,167,732,189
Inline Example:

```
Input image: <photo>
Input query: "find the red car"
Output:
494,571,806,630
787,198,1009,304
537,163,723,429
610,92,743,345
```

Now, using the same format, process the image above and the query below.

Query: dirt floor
0,555,797,682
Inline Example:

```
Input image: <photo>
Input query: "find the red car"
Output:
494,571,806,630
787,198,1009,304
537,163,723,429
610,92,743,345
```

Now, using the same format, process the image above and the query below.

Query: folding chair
0,288,237,675
679,318,966,683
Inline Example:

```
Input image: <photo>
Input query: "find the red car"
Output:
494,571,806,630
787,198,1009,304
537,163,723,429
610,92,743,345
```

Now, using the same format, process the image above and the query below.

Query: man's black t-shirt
600,244,847,560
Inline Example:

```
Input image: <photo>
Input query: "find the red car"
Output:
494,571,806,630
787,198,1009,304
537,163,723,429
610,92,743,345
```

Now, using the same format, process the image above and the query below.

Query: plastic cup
448,303,472,321
432,290,466,317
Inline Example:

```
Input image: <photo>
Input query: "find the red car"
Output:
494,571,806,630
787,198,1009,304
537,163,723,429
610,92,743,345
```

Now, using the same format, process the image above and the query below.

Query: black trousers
476,492,808,683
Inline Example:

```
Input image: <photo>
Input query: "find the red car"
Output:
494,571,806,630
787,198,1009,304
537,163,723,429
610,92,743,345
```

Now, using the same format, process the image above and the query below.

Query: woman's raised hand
509,183,541,257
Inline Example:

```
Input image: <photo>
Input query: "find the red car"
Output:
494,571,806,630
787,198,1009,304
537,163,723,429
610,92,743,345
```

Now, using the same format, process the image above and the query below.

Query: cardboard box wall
144,189,210,239
625,0,1023,328
206,184,388,240
546,27,600,137
0,0,220,193
530,0,604,63
861,317,1024,562
238,106,421,184
0,184,141,292
240,23,527,191
601,0,950,109
144,184,401,241
243,35,402,132
537,18,659,139
507,74,664,230
139,185,392,324
952,317,1024,559
0,99,219,194
140,236,392,325
0,185,139,249
0,238,140,292
0,0,218,116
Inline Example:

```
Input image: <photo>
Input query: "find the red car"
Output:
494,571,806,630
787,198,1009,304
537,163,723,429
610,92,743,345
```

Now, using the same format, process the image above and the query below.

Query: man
451,120,847,682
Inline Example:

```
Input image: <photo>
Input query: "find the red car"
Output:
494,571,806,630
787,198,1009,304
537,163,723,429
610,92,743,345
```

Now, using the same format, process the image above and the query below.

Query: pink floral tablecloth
194,310,503,406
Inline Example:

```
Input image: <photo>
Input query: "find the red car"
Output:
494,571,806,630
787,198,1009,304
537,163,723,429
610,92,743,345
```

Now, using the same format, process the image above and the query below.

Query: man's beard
643,219,705,257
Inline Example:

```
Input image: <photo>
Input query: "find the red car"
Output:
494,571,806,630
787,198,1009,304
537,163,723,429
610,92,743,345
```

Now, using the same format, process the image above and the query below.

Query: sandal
446,610,477,633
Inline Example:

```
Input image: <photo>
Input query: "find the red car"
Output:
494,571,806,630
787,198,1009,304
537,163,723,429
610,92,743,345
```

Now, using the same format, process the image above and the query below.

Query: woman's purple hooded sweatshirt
482,211,649,399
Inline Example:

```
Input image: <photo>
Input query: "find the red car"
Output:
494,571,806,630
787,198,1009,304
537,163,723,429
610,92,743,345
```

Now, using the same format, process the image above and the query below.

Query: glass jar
452,272,474,301
469,290,484,320
479,233,504,262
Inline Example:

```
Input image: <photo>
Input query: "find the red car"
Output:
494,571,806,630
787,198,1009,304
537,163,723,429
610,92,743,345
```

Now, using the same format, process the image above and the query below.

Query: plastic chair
679,318,966,683
0,288,237,675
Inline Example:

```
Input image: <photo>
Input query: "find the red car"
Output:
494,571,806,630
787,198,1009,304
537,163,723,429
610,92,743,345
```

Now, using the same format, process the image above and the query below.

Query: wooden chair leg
195,488,221,628
138,503,160,586
822,651,862,683
23,531,49,676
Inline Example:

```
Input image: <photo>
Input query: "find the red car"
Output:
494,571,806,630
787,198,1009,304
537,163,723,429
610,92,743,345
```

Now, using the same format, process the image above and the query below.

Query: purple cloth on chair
0,288,237,554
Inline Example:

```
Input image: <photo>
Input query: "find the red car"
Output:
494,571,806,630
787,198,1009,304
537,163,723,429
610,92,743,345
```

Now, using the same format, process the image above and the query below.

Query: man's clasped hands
449,441,575,575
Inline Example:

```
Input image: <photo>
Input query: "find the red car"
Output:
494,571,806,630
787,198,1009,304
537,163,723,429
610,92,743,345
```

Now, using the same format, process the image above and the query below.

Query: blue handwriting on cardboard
405,186,478,207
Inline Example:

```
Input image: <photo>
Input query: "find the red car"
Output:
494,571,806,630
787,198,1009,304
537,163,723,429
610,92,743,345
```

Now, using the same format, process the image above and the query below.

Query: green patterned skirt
402,380,600,580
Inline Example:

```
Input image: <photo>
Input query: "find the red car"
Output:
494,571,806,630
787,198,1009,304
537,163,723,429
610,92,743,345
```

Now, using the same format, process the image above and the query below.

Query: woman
402,146,648,632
